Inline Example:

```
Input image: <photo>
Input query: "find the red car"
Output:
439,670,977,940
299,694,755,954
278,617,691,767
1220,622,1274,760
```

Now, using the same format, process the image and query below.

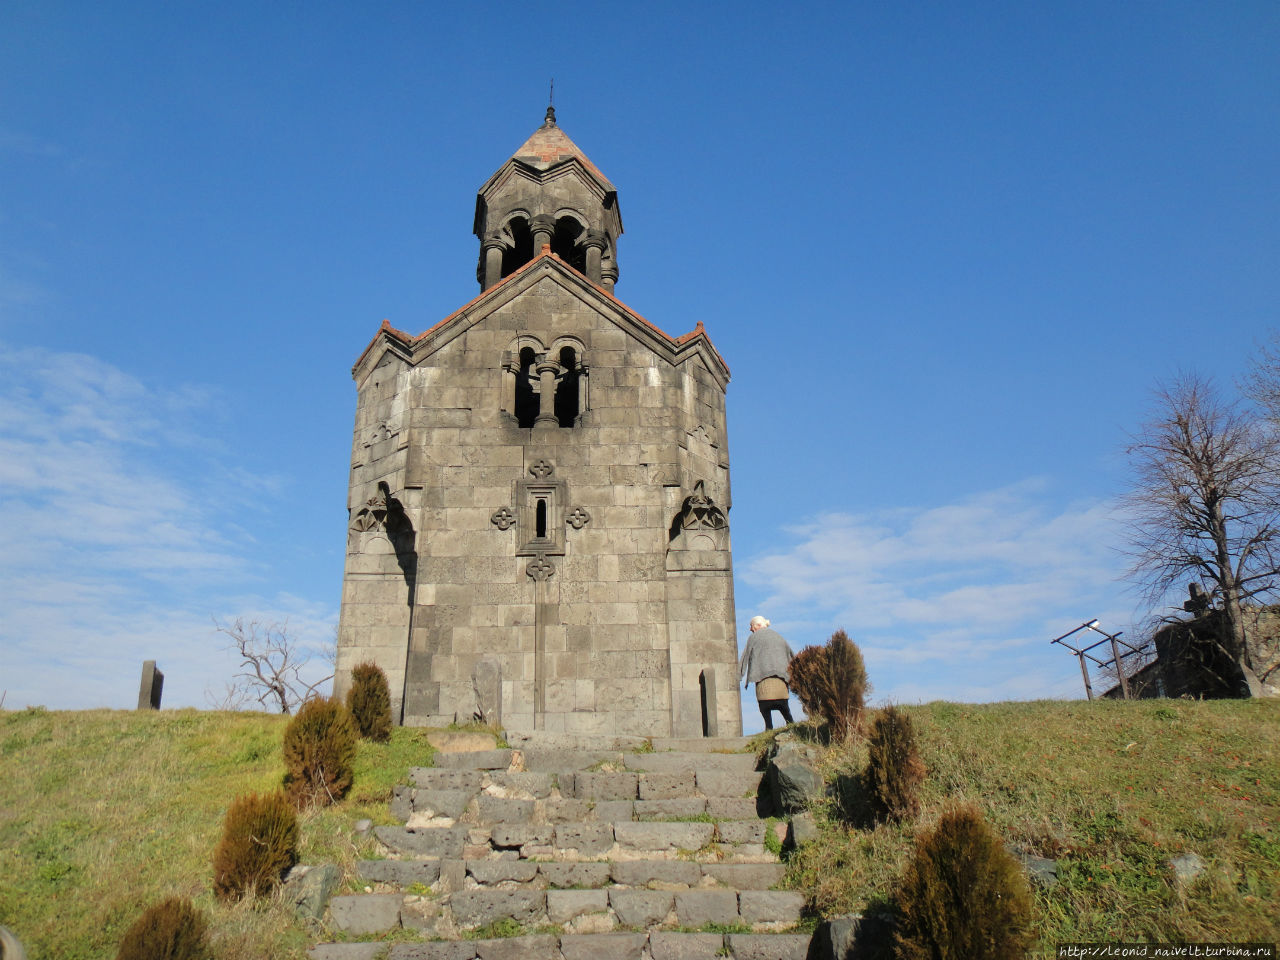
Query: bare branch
213,617,329,714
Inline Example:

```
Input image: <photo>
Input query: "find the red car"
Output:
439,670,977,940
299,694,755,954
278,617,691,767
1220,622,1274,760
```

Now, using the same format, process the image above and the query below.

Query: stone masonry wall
336,265,742,737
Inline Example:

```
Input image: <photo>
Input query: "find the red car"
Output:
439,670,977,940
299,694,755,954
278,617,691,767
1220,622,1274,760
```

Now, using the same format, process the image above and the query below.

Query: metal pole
1109,635,1131,700
1078,651,1094,701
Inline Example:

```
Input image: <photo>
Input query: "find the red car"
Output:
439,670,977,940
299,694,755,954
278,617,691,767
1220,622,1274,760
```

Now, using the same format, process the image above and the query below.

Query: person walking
739,615,795,730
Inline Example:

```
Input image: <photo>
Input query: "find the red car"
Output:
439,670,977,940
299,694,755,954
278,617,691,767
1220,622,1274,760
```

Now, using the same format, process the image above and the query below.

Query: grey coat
739,627,796,684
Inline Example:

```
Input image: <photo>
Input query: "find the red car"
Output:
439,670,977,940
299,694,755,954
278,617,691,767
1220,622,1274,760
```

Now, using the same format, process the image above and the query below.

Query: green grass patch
0,707,437,960
783,698,1280,950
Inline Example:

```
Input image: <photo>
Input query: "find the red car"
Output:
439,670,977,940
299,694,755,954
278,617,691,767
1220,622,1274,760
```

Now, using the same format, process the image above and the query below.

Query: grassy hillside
0,708,437,960
784,698,1280,950
1,699,1277,958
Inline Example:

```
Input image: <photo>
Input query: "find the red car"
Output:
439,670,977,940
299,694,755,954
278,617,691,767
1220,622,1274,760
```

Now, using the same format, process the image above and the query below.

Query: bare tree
1243,330,1280,426
1124,373,1280,697
214,617,333,714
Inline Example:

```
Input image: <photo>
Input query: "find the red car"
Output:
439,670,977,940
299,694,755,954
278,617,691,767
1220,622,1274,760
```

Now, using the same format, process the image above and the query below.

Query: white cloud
739,481,1140,712
0,343,336,711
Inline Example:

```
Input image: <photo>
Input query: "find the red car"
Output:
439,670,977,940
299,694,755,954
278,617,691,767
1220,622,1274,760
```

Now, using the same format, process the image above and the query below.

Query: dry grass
784,698,1280,954
0,706,435,960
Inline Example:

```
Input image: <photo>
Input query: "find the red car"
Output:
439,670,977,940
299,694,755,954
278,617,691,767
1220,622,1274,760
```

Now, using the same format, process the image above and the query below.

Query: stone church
334,109,741,738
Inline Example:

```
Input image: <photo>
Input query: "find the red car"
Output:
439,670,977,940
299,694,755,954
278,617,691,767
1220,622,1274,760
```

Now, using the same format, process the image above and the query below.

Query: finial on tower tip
546,78,556,125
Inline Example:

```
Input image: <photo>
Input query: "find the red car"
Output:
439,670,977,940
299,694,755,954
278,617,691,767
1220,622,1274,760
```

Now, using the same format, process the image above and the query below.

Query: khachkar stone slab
137,660,163,710
334,112,743,740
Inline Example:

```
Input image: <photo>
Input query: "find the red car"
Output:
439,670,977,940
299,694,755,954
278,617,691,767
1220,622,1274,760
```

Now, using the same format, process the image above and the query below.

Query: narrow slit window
535,499,548,539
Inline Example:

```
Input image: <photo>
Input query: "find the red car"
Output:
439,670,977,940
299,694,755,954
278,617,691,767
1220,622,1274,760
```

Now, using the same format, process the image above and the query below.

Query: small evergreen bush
212,791,299,901
282,696,357,808
346,661,392,742
115,897,210,960
894,806,1034,960
786,629,868,740
867,705,926,822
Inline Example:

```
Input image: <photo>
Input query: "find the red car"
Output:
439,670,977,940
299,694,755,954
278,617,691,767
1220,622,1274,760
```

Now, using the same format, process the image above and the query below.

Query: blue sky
2,3,1277,730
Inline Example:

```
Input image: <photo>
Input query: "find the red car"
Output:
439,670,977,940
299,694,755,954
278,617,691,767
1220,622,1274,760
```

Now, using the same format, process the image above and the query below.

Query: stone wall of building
335,258,742,737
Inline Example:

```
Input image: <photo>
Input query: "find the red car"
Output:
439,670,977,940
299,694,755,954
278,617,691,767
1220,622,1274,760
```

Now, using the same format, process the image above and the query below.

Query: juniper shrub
282,696,357,808
787,629,868,741
866,705,926,822
894,805,1034,960
346,661,392,742
211,791,298,901
115,897,210,960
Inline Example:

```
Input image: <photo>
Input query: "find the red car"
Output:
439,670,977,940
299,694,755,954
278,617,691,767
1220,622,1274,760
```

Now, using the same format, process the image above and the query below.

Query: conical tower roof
480,107,615,194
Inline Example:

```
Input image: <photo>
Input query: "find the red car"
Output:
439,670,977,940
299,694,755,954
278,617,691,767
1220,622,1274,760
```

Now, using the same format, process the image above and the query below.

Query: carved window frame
515,477,567,557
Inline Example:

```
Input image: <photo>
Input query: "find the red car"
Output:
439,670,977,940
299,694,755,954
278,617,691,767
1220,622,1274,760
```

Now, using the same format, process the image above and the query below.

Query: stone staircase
308,736,817,960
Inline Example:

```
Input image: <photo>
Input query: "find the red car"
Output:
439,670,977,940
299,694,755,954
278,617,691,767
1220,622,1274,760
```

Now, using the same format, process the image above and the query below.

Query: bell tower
335,110,741,739
475,106,622,293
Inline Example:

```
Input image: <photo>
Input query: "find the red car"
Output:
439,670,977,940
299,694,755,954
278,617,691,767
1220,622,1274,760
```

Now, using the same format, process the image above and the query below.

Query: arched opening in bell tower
501,217,534,279
551,216,586,273
515,347,538,427
554,346,580,427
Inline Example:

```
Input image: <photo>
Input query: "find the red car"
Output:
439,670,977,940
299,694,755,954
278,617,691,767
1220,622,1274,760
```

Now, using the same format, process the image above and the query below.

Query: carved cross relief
490,460,591,579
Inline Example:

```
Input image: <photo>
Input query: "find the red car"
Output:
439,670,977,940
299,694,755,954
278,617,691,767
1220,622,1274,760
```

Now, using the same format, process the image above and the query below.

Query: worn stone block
309,945,391,960
391,785,414,822
547,889,609,923
539,861,613,889
558,933,648,960
447,889,544,929
675,890,739,927
434,749,512,770
412,769,485,792
438,859,467,894
570,772,638,801
716,822,766,845
466,859,539,885
700,864,785,890
555,822,614,856
696,770,758,798
608,889,673,927
415,788,476,820
737,891,805,925
472,936,557,960
357,860,443,887
634,798,706,820
374,826,466,859
611,860,702,888
491,824,554,848
591,800,635,823
476,795,535,823
638,772,694,800
614,821,713,853
705,798,758,820
487,772,554,798
545,798,593,822
400,895,442,933
724,933,812,960
648,932,726,960
387,942,477,960
328,893,402,934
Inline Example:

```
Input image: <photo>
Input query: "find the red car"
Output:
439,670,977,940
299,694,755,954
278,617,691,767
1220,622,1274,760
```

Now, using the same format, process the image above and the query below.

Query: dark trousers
758,698,794,731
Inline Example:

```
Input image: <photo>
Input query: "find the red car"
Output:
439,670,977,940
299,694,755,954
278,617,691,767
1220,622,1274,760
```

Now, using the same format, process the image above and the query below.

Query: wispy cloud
0,344,335,711
740,480,1138,707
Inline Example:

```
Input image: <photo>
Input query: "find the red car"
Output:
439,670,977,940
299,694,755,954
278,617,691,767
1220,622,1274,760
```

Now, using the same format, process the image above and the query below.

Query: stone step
327,888,808,938
357,858,787,891
400,766,763,820
312,931,813,960
397,791,767,826
417,750,761,778
376,821,778,863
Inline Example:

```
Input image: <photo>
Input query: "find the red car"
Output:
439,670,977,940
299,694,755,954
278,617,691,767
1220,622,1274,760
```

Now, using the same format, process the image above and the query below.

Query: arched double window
502,337,588,428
